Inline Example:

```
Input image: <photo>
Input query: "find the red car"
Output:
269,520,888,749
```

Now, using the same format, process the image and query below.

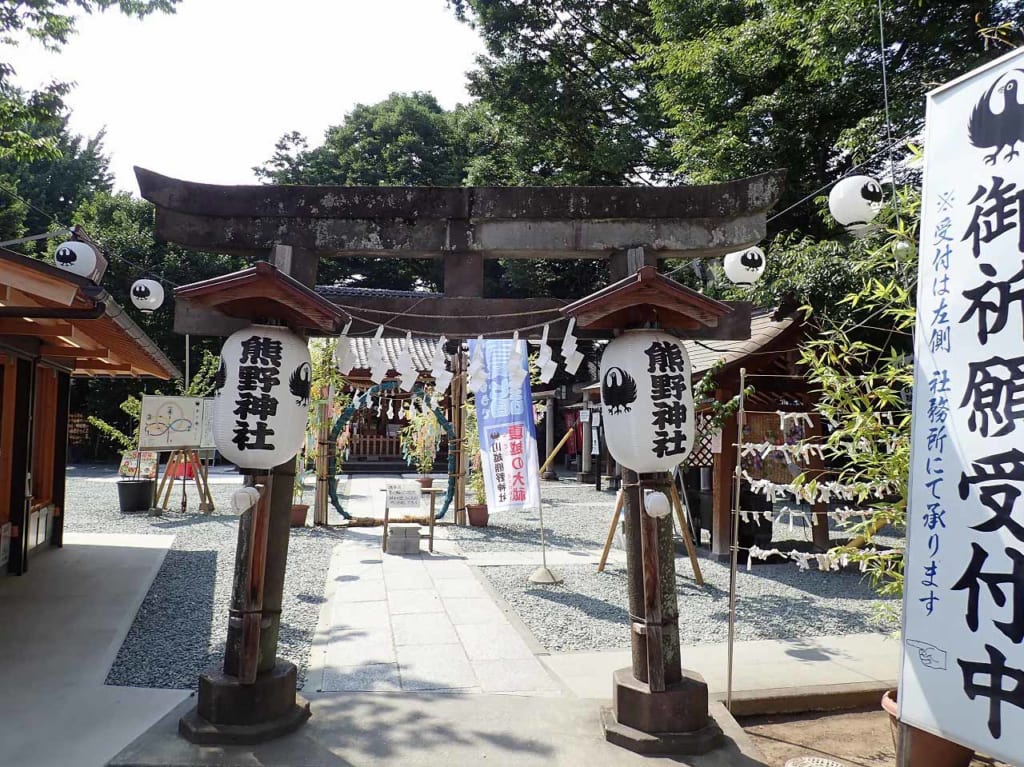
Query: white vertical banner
468,339,542,513
902,46,1024,764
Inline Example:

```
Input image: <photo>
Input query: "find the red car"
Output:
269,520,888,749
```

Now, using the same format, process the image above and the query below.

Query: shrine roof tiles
347,336,439,373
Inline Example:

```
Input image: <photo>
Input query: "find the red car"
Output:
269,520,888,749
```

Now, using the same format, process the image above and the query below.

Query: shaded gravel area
451,478,897,652
64,465,339,690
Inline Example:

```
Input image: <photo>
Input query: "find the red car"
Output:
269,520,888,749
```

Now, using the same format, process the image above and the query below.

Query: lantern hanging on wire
212,324,311,471
828,175,883,229
723,246,766,286
130,278,164,313
54,239,107,281
600,329,694,473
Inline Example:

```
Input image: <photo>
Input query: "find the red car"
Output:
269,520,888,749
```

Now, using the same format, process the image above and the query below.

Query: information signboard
139,396,204,450
901,46,1024,763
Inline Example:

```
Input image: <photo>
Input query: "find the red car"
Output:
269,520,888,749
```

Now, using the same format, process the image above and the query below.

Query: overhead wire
0,177,179,288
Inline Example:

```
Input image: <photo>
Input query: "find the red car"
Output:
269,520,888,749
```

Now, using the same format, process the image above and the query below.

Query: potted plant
463,401,488,526
89,395,156,513
291,451,309,527
400,403,444,488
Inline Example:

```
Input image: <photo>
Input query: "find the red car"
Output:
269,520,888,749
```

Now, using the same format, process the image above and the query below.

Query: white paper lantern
644,491,671,519
54,240,100,279
828,175,883,227
600,329,694,473
723,247,766,286
213,324,311,471
130,279,164,313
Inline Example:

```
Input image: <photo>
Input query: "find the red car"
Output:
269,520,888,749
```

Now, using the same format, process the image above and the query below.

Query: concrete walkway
0,533,189,767
322,476,899,703
307,526,562,695
542,632,899,702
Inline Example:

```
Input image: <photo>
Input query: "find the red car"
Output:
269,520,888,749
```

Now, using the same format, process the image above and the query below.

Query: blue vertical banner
469,339,541,513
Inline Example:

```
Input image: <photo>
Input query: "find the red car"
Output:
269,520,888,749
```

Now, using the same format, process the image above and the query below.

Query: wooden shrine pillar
6,358,33,575
50,370,70,548
712,389,737,561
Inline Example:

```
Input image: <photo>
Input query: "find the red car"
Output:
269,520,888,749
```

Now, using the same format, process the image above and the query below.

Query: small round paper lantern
53,240,99,278
600,329,695,473
723,246,766,286
645,491,671,519
213,324,311,471
828,175,883,227
130,279,164,313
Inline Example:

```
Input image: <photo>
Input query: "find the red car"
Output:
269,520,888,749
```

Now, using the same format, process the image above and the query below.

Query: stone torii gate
135,167,784,743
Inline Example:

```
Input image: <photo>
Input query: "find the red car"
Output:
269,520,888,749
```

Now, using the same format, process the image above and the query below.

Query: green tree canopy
0,0,178,162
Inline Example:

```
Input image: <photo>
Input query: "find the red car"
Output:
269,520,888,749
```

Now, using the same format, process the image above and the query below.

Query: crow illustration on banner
602,366,637,414
969,70,1024,165
289,362,312,406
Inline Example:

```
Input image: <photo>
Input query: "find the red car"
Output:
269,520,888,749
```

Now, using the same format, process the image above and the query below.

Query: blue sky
13,0,484,192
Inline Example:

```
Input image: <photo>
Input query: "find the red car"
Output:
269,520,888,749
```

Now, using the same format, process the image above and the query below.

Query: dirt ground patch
741,708,1008,767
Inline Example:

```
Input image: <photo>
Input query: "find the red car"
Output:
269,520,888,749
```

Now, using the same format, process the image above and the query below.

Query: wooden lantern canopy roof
174,261,350,336
560,266,733,331
0,248,179,378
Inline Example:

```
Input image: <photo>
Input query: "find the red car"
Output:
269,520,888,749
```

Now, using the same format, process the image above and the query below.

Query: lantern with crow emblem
828,175,883,228
212,324,311,470
968,69,1024,165
723,246,766,285
600,329,694,473
130,279,164,313
53,240,103,280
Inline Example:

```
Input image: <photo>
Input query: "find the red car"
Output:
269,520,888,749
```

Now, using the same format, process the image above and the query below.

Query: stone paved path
306,477,562,695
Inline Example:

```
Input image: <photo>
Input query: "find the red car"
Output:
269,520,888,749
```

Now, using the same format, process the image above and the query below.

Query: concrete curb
714,680,897,717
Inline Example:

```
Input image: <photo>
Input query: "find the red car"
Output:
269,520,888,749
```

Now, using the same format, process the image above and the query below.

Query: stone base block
603,668,722,755
178,700,310,746
178,661,310,745
600,706,723,756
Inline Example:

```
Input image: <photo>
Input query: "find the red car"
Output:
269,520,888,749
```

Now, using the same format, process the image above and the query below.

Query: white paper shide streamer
394,331,420,392
561,318,584,375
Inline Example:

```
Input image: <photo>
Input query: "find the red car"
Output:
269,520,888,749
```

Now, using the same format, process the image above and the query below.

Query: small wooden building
0,249,179,575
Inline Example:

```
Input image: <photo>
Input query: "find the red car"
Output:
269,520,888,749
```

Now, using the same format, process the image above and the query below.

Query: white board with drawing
139,396,204,450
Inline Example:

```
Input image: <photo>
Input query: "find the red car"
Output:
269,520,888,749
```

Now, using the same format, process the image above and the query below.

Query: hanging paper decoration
386,399,395,420
536,324,558,384
508,331,527,389
600,329,694,473
644,491,671,519
213,324,311,471
54,240,106,281
828,175,883,228
376,397,384,417
394,331,419,392
130,278,164,313
429,335,452,395
366,326,390,383
467,335,488,392
561,318,584,375
333,320,355,375
723,247,766,286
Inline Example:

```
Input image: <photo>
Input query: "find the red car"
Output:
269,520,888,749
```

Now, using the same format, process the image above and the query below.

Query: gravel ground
451,478,898,653
64,465,339,690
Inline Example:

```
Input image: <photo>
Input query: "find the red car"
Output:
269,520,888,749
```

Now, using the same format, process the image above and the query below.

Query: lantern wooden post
562,267,736,756
173,263,349,746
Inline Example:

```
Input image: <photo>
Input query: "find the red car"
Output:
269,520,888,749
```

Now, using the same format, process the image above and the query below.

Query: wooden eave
560,266,733,331
0,248,179,379
174,261,350,336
